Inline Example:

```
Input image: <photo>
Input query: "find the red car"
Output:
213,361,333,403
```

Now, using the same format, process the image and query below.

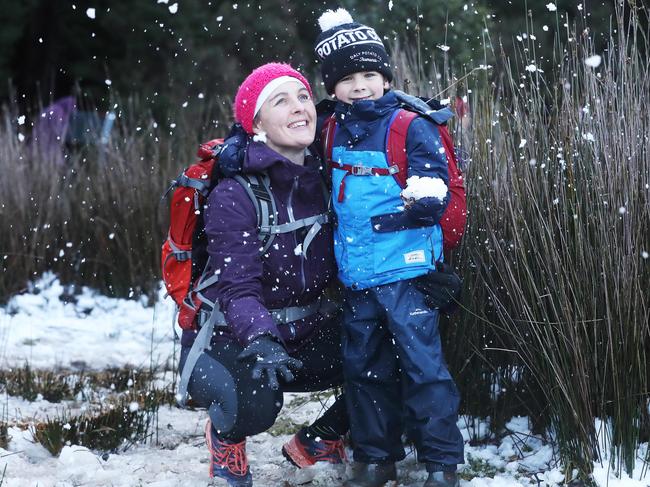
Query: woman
179,63,348,487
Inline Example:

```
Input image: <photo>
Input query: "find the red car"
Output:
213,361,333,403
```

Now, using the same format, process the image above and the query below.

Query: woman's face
253,80,316,156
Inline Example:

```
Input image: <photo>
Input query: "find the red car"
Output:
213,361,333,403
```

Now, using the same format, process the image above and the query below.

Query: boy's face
333,71,389,104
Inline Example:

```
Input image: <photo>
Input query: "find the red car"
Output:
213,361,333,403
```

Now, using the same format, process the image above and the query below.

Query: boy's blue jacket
330,90,451,289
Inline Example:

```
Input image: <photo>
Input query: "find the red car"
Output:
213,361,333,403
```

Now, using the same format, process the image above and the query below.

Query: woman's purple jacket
181,141,337,352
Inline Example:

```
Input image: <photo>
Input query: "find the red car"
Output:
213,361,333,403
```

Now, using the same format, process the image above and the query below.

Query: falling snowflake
437,45,450,52
585,55,602,68
546,3,557,11
86,8,96,19
168,3,178,14
525,64,537,72
519,139,527,149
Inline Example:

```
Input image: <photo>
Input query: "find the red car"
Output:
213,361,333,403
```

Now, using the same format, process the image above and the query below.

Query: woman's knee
226,382,284,438
187,353,239,434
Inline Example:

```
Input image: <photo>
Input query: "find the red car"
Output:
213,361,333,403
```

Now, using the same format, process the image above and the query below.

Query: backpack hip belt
177,292,340,408
195,293,338,330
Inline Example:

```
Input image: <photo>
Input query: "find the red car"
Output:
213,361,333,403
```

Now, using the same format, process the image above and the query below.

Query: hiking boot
423,471,460,487
282,428,347,468
343,462,397,487
205,419,252,487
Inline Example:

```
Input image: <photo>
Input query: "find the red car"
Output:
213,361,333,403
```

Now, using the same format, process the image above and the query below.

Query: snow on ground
0,275,648,486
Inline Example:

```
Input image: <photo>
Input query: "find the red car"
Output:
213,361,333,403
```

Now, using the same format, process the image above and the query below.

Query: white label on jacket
403,250,426,264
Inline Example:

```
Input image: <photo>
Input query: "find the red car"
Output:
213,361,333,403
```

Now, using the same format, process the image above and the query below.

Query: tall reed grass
0,95,231,301
401,3,649,481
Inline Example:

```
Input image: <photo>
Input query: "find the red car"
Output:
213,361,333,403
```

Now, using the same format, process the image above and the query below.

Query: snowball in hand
401,176,448,203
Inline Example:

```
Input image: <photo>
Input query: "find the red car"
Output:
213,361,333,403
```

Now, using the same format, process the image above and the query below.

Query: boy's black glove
414,262,463,314
216,123,248,177
237,336,302,390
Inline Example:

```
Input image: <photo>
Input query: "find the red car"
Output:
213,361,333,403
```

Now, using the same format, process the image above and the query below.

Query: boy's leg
342,287,405,464
376,280,464,470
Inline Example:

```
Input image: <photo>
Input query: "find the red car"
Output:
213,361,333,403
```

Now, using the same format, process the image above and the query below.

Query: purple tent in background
32,96,76,164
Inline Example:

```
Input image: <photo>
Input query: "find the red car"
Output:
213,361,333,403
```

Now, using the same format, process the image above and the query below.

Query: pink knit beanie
234,62,313,134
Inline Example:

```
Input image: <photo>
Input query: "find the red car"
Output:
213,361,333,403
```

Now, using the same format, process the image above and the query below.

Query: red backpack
161,139,223,330
321,108,467,250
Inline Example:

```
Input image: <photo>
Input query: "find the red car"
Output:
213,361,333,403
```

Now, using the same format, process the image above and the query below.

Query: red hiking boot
205,419,252,486
282,427,347,468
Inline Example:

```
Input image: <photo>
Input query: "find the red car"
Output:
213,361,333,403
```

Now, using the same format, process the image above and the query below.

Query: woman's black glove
237,336,303,390
414,262,463,314
216,123,248,177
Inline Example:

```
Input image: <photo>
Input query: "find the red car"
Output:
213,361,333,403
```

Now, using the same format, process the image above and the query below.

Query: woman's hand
237,336,303,390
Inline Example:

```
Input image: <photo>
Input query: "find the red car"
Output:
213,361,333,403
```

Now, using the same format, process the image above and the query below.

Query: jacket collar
334,90,400,144
243,141,320,182
334,90,400,123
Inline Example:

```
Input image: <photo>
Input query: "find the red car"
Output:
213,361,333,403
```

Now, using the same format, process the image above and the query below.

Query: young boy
314,9,465,487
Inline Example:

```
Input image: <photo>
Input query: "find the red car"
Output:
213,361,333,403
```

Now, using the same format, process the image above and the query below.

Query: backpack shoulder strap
386,109,419,189
233,173,278,255
321,114,337,164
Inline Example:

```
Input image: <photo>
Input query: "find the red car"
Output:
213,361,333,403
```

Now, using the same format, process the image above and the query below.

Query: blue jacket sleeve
204,179,281,346
404,116,450,226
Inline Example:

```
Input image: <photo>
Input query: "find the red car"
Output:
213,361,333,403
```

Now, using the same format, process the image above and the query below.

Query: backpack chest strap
328,160,400,202
262,212,330,256
260,212,329,235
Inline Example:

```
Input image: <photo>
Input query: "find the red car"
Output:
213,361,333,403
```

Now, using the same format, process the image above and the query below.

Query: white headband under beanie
253,77,307,117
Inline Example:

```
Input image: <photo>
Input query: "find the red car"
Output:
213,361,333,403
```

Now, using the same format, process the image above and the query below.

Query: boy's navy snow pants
342,279,464,469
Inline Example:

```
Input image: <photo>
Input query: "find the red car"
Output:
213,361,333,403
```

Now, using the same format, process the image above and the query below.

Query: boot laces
211,438,249,476
313,437,346,462
205,421,248,477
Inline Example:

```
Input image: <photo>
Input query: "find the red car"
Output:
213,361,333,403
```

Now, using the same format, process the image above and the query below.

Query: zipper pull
193,191,200,213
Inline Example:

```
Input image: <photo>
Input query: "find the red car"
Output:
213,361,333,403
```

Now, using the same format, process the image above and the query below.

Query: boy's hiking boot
282,427,347,468
423,471,460,487
343,462,398,487
205,420,252,487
